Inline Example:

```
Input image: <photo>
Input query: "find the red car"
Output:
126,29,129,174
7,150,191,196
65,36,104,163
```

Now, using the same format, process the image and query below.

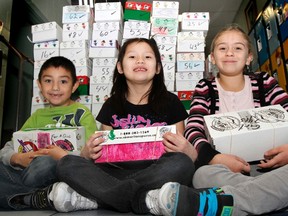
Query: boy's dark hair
110,37,168,115
38,56,77,84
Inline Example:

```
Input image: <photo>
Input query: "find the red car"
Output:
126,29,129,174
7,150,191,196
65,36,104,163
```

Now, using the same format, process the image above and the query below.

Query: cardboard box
33,41,60,61
62,22,92,41
62,5,92,24
181,12,210,31
73,58,92,76
60,40,89,60
95,125,176,163
123,21,151,39
92,57,117,67
151,18,178,36
177,31,206,52
89,83,112,103
13,127,85,153
177,60,205,72
152,1,179,19
31,95,49,114
94,2,123,22
204,105,288,162
175,71,203,91
31,21,62,43
89,40,119,58
75,95,92,110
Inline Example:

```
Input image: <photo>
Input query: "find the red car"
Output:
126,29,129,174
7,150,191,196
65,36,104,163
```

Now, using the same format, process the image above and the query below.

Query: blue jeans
57,152,194,214
0,156,58,210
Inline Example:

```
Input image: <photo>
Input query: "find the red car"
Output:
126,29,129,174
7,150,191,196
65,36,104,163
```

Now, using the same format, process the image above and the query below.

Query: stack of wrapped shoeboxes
90,2,123,127
61,5,93,110
29,1,213,123
31,21,63,113
176,12,210,111
151,1,179,92
122,1,152,44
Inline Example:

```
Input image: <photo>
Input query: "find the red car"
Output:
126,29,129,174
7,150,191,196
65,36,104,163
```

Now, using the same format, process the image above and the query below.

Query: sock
176,186,233,216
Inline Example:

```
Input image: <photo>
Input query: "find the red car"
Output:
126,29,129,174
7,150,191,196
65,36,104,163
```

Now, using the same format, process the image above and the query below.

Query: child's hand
258,144,288,169
162,131,198,162
210,153,251,173
44,145,68,160
81,131,104,160
10,151,47,168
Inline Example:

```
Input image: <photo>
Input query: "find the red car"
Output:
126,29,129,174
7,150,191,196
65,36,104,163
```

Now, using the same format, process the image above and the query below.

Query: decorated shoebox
62,22,92,41
92,21,123,43
154,35,177,45
73,58,92,76
31,21,62,43
152,1,179,19
165,80,175,92
151,18,178,36
162,62,175,73
30,95,49,114
164,70,175,81
176,91,193,111
154,35,177,55
75,95,92,110
89,40,119,58
77,76,89,95
94,2,123,22
62,5,92,24
33,41,60,61
175,71,203,91
33,60,46,79
89,83,112,103
177,60,204,72
93,21,123,32
124,2,152,21
60,40,89,60
204,105,288,162
181,12,210,31
13,127,85,153
123,21,151,39
177,52,205,61
92,57,117,67
161,53,176,63
177,31,206,52
95,125,176,163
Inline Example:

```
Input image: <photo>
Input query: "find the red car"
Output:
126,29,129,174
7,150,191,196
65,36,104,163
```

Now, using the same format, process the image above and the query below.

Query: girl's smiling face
117,41,160,85
211,30,253,77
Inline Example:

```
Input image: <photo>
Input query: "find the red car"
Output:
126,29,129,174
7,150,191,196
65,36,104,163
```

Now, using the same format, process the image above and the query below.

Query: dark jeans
0,156,57,210
57,152,195,214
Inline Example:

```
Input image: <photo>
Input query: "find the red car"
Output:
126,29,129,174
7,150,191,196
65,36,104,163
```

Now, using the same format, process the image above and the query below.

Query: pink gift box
94,125,176,163
96,141,165,163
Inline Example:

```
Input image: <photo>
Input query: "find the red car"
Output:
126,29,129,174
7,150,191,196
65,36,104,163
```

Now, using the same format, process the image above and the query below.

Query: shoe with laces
158,182,233,216
51,182,98,212
30,184,54,210
146,189,162,215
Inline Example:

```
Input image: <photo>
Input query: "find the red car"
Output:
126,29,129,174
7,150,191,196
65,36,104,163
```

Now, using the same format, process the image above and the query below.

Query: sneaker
30,184,54,210
51,182,98,212
158,182,234,216
146,189,162,215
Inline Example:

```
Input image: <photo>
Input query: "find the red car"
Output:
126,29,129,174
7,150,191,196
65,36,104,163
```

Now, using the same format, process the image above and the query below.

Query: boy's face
37,66,79,107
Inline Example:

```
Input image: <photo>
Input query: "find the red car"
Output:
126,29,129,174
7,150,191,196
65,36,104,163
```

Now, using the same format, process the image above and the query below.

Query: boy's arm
0,141,22,170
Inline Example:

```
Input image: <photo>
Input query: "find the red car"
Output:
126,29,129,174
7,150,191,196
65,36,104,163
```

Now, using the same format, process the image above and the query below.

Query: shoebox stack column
122,2,152,44
151,1,179,92
90,2,122,127
61,5,93,107
30,21,62,114
176,12,209,111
